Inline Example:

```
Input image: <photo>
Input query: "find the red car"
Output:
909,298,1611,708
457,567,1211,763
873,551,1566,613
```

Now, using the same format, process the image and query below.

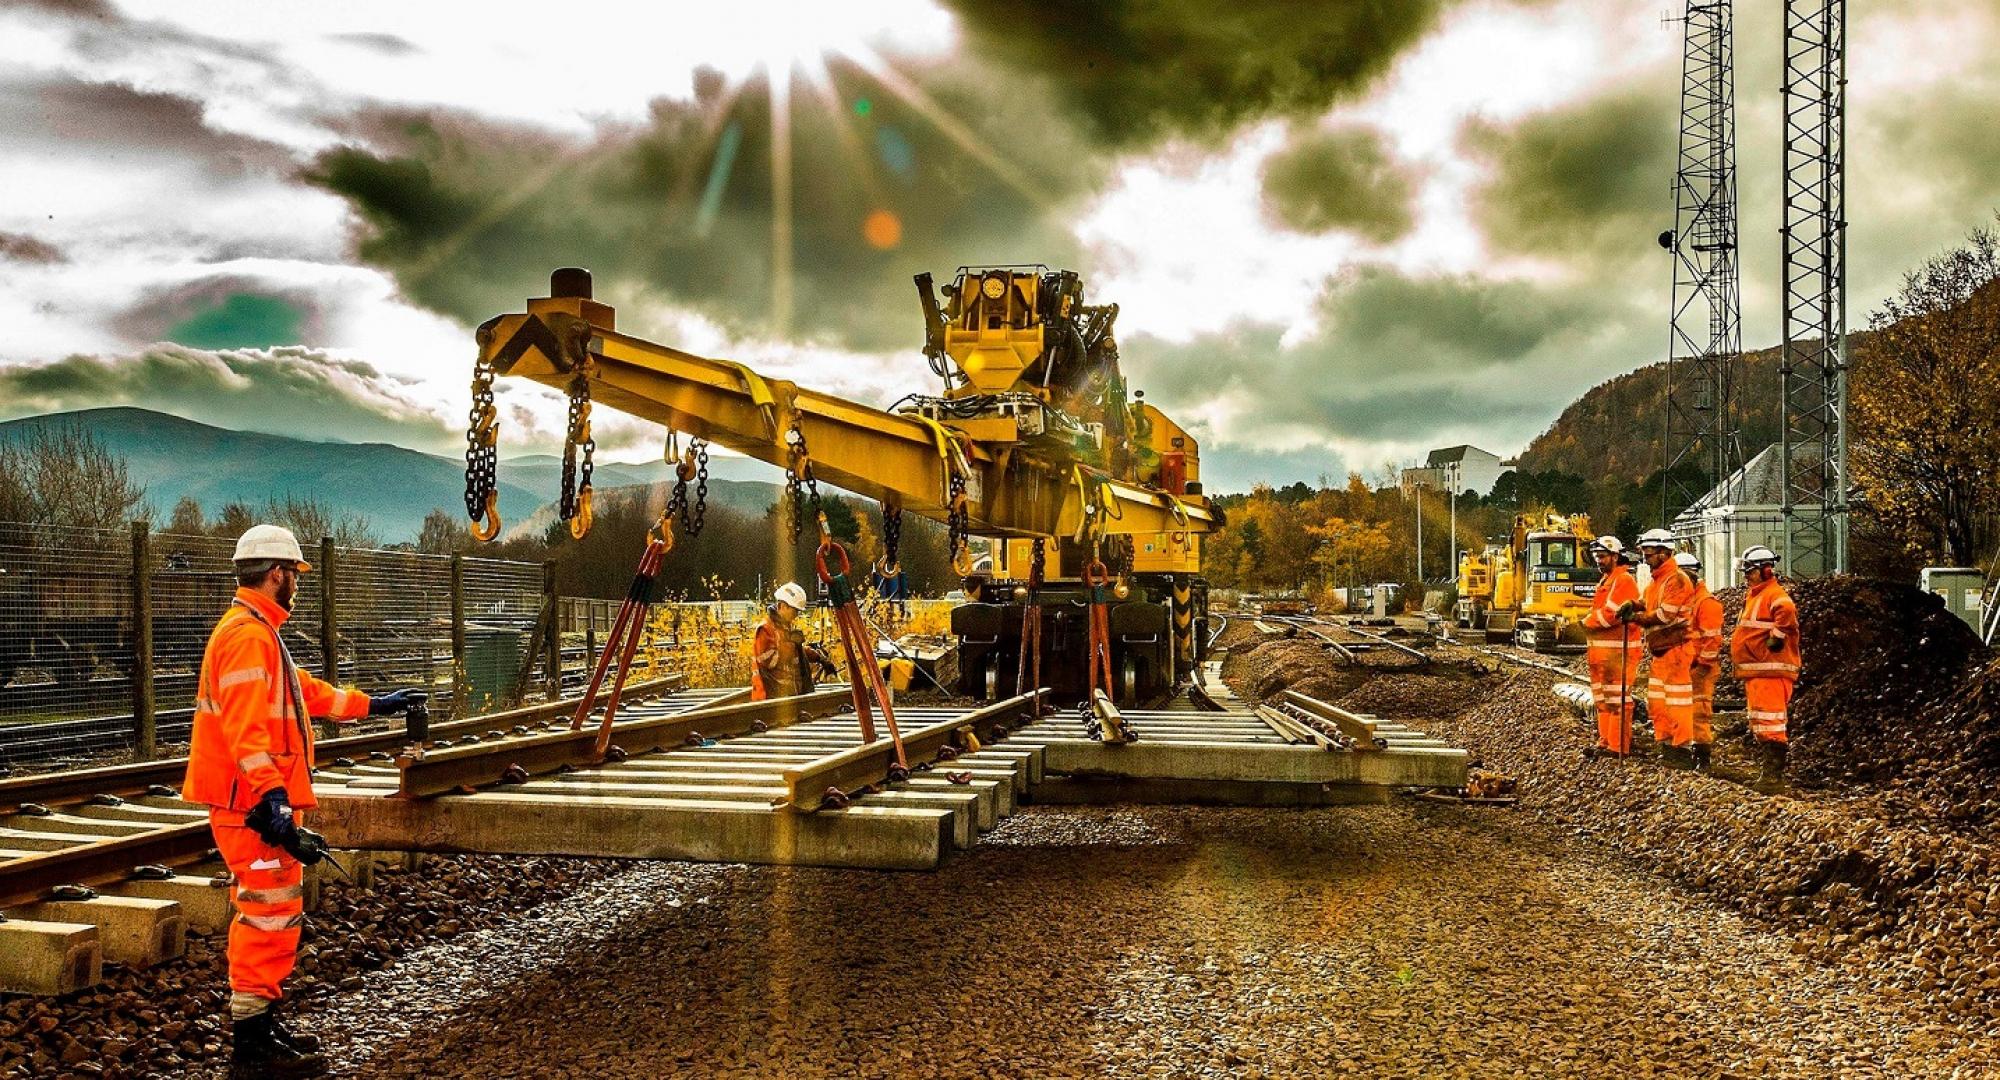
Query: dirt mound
1337,671,1485,720
1717,576,1989,794
1219,637,1363,703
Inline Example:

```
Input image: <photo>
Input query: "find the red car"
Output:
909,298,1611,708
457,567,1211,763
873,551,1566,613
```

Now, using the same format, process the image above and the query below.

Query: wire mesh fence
0,521,555,766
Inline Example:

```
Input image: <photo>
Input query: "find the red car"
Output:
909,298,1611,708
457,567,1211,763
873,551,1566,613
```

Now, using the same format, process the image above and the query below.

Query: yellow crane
1456,511,1597,652
464,267,1222,702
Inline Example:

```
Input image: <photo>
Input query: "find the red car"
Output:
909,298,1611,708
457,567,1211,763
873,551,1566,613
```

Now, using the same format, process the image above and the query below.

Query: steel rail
0,676,687,811
781,691,1044,810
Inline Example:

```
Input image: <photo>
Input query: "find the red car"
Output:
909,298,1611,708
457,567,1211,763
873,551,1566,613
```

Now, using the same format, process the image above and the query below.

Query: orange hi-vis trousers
211,811,305,1002
1587,638,1637,754
1646,643,1696,748
1746,677,1792,745
1690,662,1718,745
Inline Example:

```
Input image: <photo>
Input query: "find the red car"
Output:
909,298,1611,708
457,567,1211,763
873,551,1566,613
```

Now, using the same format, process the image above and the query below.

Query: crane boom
475,270,1218,542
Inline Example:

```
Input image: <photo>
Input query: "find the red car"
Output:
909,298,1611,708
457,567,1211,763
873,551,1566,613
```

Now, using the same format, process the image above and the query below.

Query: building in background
1401,445,1510,497
1673,443,1831,578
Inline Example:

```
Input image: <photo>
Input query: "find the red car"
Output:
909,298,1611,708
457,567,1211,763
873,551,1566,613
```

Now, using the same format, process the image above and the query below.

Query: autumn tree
416,508,474,555
1851,221,2000,564
1308,515,1393,591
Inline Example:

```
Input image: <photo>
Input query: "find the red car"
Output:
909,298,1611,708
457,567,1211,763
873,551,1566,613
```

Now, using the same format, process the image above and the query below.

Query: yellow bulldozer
1455,511,1598,652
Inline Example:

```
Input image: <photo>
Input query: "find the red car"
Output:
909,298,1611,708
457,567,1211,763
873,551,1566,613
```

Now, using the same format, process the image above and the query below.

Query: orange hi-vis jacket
1691,582,1724,667
1731,578,1801,683
183,588,369,813
1641,563,1696,643
1581,564,1640,645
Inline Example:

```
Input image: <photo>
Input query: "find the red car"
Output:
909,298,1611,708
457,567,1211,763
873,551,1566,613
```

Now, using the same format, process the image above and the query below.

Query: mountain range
0,407,781,541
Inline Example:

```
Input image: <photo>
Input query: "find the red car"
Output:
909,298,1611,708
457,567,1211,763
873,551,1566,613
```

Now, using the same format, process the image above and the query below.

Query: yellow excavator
464,266,1221,703
1456,511,1597,652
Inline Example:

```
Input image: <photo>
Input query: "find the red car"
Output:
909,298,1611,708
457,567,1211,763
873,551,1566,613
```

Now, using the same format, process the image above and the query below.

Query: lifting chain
784,417,822,545
464,349,501,540
881,504,903,571
663,435,710,539
560,370,596,539
946,469,971,574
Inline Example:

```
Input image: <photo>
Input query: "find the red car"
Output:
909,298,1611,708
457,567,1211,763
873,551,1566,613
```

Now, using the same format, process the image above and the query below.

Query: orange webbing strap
568,539,663,746
818,538,906,766
1084,559,1116,701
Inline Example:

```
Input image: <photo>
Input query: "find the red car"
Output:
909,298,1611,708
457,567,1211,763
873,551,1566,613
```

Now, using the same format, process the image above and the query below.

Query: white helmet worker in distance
773,581,810,614
1674,551,1701,577
233,524,311,572
1637,528,1677,551
1587,535,1623,558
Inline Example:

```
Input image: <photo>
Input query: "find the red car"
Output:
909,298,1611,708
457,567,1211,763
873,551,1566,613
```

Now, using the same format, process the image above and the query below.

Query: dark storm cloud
0,76,294,173
1125,266,1633,450
1259,125,1418,241
0,232,66,264
936,0,1450,149
0,346,458,451
309,57,1100,352
1465,86,1676,260
111,275,332,348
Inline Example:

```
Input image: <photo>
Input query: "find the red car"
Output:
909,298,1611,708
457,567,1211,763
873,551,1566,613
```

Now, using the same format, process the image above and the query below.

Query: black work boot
232,1010,326,1079
1660,744,1692,770
1753,741,1787,794
269,1002,322,1053
1690,743,1712,773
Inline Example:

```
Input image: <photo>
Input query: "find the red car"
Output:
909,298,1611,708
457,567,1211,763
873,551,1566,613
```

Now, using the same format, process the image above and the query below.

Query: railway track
1260,613,1434,667
0,676,688,995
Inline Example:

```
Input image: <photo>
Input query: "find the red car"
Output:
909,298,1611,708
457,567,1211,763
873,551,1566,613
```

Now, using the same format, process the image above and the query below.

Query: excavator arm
475,272,1218,542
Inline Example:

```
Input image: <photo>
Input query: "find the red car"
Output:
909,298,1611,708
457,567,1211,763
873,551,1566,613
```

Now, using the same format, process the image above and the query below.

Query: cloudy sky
1,0,1996,494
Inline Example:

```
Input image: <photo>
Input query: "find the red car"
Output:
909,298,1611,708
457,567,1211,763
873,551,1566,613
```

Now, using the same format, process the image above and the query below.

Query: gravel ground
296,804,1995,1079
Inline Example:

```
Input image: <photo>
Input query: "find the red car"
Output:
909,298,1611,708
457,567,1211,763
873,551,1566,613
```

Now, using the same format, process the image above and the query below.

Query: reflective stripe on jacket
1730,578,1801,682
183,588,370,811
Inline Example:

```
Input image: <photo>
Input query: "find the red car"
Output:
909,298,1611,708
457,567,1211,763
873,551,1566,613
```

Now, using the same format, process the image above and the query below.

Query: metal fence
0,521,555,765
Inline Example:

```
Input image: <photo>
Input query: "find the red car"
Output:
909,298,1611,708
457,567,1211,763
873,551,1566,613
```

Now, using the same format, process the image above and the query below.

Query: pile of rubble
1219,636,1363,703
1715,576,1997,835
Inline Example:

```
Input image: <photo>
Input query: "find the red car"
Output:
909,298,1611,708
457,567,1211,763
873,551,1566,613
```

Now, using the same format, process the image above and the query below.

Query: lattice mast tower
1662,0,1744,524
1778,0,1849,573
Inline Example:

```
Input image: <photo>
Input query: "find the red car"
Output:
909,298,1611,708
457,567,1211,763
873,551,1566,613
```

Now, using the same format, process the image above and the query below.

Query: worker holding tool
1581,535,1640,757
751,581,836,700
1678,552,1724,772
1732,545,1800,792
1624,530,1698,768
183,525,424,1079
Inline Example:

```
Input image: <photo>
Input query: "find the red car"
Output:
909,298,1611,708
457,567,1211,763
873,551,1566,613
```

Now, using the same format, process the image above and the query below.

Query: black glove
1616,601,1640,623
244,787,299,850
369,688,429,717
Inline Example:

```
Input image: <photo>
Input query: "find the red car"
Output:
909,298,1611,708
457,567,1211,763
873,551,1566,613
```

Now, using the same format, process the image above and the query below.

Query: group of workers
1579,529,1799,789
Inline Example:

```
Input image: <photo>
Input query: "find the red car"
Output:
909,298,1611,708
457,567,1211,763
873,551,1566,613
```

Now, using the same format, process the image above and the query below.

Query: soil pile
1337,670,1486,720
1220,636,1362,702
1716,576,1995,830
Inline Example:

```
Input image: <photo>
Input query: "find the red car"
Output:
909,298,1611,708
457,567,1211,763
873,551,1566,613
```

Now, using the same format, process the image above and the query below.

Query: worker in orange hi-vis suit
183,525,424,1080
1580,535,1641,757
1731,545,1801,793
1677,552,1724,772
1627,529,1698,768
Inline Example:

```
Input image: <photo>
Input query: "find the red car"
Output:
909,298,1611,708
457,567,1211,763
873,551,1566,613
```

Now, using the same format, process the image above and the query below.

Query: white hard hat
1637,528,1676,550
1739,545,1779,572
774,581,809,612
233,524,310,571
1674,552,1701,571
1588,535,1623,555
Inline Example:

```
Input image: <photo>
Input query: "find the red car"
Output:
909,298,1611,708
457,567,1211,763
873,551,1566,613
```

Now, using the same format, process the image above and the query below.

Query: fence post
450,553,467,718
542,560,560,696
319,537,338,682
130,520,156,760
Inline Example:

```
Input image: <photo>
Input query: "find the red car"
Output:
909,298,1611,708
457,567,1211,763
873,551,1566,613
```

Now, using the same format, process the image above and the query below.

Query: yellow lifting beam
475,275,1218,542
